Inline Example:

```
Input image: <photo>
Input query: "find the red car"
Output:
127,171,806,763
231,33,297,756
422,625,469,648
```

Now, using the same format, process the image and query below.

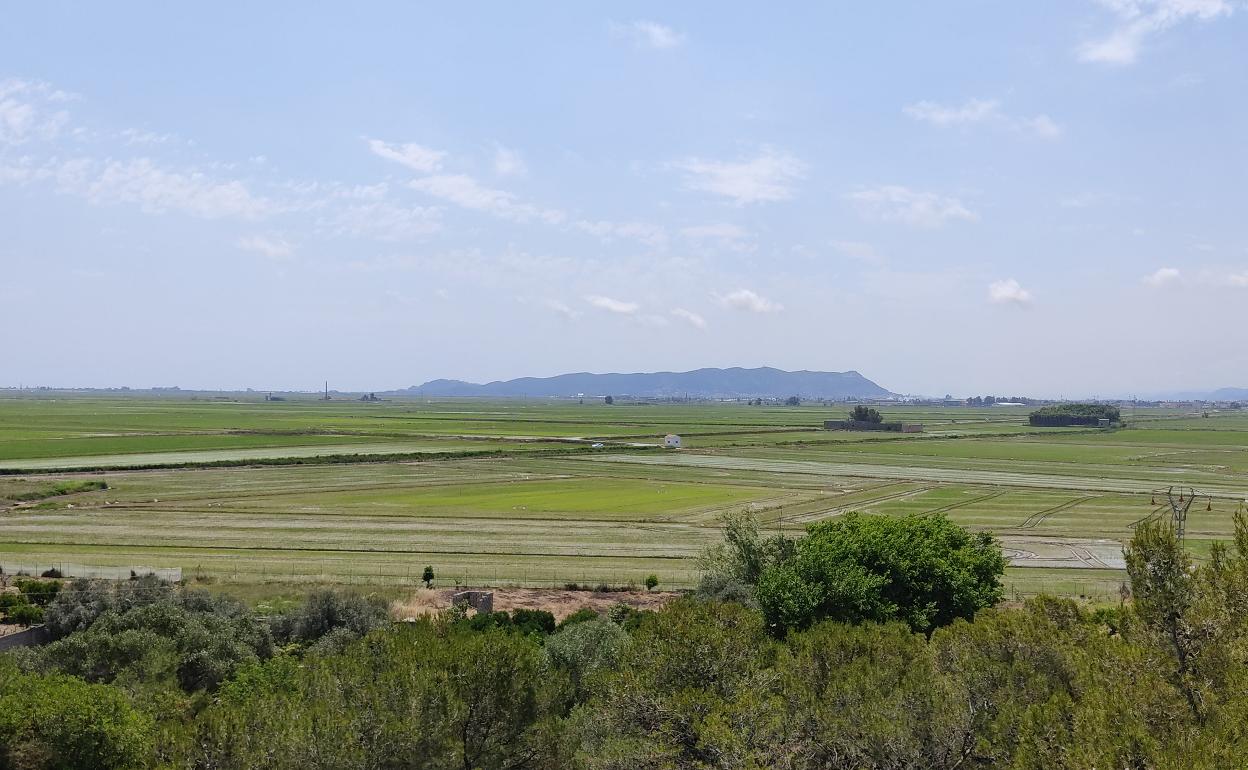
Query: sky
1,2,1245,397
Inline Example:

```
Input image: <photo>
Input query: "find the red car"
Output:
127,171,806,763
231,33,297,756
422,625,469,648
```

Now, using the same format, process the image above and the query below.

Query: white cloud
72,158,279,220
610,20,685,49
832,240,885,264
681,223,748,241
904,98,1061,139
1143,267,1181,286
848,185,978,228
575,219,668,248
543,299,582,320
1227,271,1248,287
120,128,176,146
322,200,442,240
409,174,565,224
1079,0,1234,65
904,98,1000,126
237,234,294,260
585,295,640,314
0,78,70,145
675,147,805,205
493,144,527,176
368,139,446,173
988,278,1033,305
680,223,753,251
671,308,707,329
717,288,783,313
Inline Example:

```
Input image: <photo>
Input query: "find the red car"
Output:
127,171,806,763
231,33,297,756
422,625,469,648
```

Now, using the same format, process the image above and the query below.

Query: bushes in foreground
5,511,1248,768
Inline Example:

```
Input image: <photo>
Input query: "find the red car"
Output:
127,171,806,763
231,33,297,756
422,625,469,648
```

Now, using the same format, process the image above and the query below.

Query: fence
0,561,182,582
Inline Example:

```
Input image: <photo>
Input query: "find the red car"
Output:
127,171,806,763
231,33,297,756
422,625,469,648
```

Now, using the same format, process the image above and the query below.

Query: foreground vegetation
4,509,1248,768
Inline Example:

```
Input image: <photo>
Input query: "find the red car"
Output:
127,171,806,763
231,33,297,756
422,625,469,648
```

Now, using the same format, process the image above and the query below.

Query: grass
1,395,1244,595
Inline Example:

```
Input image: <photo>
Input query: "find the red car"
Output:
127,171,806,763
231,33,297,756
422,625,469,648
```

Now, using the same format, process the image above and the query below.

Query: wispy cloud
988,278,1033,305
493,144,527,176
1227,271,1248,287
120,128,177,146
610,20,685,49
64,157,281,220
585,294,640,314
543,299,582,320
368,138,446,173
575,219,668,248
1079,0,1235,65
671,308,707,328
322,200,442,240
848,185,978,228
680,223,753,251
0,78,71,145
237,234,294,260
904,98,1061,138
675,147,805,206
716,288,783,313
1143,266,1181,286
832,240,885,264
410,174,565,224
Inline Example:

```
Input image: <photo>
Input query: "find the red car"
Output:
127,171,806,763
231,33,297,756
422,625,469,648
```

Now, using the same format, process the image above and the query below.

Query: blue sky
2,2,1245,396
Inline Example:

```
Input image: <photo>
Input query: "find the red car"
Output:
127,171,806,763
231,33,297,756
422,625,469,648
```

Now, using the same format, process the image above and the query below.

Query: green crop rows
2,394,1245,598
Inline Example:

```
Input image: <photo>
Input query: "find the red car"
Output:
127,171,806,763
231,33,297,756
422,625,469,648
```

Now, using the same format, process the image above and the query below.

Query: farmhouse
663,434,682,448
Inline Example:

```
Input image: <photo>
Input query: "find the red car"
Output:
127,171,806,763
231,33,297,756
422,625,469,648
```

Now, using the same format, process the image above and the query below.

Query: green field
2,394,1244,598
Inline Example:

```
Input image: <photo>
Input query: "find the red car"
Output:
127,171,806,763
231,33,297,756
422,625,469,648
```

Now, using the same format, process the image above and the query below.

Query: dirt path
392,586,679,622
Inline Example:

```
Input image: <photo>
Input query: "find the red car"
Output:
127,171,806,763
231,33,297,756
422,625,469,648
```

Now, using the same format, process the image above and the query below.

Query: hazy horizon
3,3,1245,397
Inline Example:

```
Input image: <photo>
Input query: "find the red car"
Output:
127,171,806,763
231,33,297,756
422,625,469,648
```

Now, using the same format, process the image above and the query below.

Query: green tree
575,599,785,768
644,574,658,591
422,565,435,588
604,395,614,405
785,395,801,406
190,621,568,769
756,512,1005,634
545,618,630,702
850,405,883,423
0,658,154,770
1123,510,1248,725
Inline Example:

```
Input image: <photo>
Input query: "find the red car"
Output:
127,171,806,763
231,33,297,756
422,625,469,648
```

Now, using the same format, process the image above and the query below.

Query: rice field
1,394,1244,599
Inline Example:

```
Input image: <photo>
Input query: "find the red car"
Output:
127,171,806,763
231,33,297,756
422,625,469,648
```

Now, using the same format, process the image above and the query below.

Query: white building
664,434,682,448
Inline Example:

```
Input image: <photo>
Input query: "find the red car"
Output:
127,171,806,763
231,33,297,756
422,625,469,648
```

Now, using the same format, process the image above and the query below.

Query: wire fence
0,561,182,582
1,560,1125,601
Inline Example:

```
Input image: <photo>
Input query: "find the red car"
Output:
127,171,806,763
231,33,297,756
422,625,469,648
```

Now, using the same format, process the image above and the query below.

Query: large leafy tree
0,658,154,770
755,513,1005,634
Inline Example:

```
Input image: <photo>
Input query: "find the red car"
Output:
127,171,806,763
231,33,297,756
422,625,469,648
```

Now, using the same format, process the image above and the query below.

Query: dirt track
392,586,679,622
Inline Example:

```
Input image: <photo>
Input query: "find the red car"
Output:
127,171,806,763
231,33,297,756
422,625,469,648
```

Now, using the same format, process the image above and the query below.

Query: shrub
511,608,556,636
558,607,600,629
0,659,154,769
8,603,43,626
545,618,630,700
275,589,390,645
15,579,61,607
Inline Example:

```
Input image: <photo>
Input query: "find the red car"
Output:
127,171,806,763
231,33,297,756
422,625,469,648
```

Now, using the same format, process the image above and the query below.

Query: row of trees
1029,403,1122,426
5,512,1248,767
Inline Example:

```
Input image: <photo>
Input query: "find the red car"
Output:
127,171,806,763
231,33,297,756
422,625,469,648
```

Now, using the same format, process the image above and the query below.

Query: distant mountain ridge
1156,387,1248,401
395,367,894,399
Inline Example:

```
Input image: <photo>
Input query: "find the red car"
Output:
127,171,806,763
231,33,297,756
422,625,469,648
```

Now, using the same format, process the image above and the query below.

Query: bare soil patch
392,586,679,622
